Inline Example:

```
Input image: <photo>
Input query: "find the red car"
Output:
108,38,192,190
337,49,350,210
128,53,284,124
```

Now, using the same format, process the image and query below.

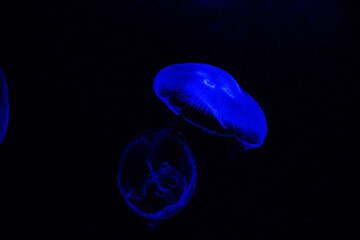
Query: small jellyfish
153,63,267,149
117,128,196,220
0,68,9,144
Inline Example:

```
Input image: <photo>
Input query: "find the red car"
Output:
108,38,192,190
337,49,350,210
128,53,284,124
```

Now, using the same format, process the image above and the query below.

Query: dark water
0,0,358,239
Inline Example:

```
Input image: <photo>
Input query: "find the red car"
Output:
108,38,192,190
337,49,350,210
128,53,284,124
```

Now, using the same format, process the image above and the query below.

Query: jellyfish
153,63,267,149
117,128,197,220
0,68,9,145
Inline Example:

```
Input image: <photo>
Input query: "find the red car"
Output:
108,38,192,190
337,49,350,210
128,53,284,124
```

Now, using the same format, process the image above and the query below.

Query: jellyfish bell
0,68,9,145
117,128,196,220
153,63,267,149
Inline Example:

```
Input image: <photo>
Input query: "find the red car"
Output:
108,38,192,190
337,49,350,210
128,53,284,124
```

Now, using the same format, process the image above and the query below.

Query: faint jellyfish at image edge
0,68,9,145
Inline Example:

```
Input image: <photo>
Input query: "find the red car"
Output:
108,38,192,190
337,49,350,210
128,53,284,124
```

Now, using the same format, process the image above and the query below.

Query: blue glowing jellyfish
153,63,267,149
117,128,197,220
0,68,9,145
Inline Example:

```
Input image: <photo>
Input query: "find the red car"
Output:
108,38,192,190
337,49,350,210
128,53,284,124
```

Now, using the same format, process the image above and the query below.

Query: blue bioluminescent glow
117,128,197,220
154,63,267,149
0,68,9,144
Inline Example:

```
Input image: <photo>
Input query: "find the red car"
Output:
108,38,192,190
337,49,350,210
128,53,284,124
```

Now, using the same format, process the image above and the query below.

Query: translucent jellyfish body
117,128,197,220
0,68,9,144
154,63,267,149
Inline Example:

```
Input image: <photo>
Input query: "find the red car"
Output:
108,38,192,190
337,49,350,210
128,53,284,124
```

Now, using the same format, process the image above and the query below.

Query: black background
0,0,358,239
